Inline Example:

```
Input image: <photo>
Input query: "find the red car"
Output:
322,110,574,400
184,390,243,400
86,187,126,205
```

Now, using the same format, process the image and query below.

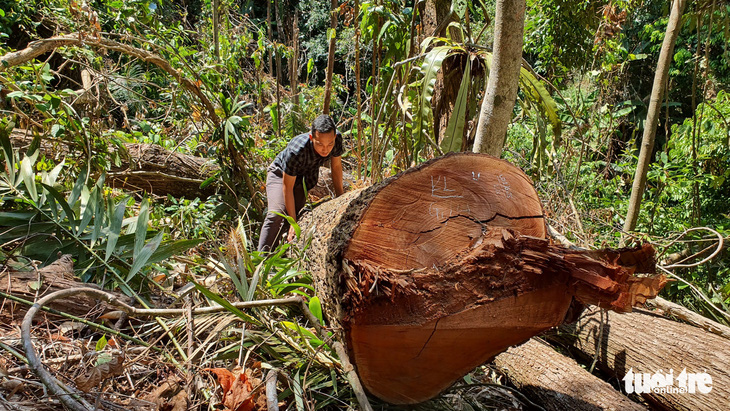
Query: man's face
310,130,336,157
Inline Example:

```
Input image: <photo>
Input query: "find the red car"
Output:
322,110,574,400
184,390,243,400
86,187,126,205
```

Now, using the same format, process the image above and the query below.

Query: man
257,114,344,252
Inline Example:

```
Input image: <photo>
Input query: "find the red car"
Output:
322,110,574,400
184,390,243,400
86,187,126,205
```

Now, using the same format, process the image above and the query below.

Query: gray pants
257,167,306,252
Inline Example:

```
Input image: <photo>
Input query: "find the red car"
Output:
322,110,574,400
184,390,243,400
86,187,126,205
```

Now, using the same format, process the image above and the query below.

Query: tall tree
212,0,220,61
422,0,467,148
354,0,364,177
472,0,526,156
623,0,688,236
322,0,338,114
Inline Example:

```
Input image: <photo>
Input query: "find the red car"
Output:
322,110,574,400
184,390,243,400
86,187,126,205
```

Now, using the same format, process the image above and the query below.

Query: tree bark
646,296,730,340
297,153,666,404
493,339,646,410
322,0,338,115
472,0,526,156
549,306,730,411
623,0,688,236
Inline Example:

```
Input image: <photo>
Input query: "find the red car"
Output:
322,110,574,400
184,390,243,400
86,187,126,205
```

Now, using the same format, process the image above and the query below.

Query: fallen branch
17,288,303,410
21,292,101,411
0,33,218,124
265,369,279,411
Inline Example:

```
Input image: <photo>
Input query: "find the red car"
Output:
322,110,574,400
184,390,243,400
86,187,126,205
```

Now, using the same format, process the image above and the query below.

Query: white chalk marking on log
431,175,463,199
494,173,513,199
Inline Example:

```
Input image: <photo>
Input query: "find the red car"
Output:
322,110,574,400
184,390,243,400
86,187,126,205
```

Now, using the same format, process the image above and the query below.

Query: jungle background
0,0,728,409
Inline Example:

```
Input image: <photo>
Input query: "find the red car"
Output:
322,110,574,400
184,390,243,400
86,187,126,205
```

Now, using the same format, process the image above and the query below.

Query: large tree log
549,306,730,410
10,129,217,198
0,255,131,323
493,339,645,410
297,153,666,404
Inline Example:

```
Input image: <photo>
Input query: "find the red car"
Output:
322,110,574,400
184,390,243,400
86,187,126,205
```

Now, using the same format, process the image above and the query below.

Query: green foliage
441,56,472,153
523,0,605,78
0,121,201,293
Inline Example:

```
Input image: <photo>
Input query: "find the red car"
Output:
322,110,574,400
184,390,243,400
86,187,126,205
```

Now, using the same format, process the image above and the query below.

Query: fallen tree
9,129,218,198
296,153,666,404
493,338,645,410
0,255,131,323
549,306,730,410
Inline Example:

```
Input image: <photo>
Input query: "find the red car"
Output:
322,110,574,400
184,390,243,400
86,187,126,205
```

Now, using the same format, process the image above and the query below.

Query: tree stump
297,153,666,404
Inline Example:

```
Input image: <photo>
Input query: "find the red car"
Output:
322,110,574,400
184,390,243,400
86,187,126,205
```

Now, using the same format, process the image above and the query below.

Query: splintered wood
297,153,667,404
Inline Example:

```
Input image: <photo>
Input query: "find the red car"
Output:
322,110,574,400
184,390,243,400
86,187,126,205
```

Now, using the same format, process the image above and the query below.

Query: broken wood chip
74,352,125,393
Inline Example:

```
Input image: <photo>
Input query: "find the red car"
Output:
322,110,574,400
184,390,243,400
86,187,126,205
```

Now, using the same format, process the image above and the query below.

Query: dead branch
18,288,305,410
0,33,219,124
265,369,279,411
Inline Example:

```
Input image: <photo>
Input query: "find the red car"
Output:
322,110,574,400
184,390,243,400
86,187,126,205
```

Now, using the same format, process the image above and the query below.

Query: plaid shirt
271,132,343,189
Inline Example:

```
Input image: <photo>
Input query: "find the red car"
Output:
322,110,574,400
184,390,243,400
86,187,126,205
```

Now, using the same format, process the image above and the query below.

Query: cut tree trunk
107,143,217,198
297,153,666,404
493,338,646,410
549,306,730,410
1,255,131,323
10,129,217,198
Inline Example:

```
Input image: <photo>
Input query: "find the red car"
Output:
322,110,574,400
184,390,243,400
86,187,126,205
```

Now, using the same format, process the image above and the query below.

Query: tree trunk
108,143,218,198
212,0,220,61
422,0,466,148
472,0,526,156
354,0,364,178
322,0,338,115
9,130,218,198
1,255,131,323
289,12,299,109
549,306,730,411
297,153,666,404
646,296,730,340
493,339,646,410
267,0,273,74
623,0,688,236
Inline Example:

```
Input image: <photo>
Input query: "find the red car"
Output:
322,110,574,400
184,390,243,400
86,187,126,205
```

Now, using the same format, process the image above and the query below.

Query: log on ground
493,338,645,411
297,153,666,404
9,129,217,198
0,255,130,322
548,306,730,410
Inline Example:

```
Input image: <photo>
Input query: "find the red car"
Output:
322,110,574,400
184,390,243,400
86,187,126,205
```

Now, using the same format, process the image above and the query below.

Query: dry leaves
74,352,125,392
205,366,265,411
143,379,189,411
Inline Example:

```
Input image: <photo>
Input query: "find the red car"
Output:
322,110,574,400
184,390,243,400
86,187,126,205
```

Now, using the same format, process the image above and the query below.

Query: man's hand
287,225,297,243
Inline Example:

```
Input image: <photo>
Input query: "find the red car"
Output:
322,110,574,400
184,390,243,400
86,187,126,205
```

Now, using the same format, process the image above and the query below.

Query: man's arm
331,156,344,197
282,172,297,221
